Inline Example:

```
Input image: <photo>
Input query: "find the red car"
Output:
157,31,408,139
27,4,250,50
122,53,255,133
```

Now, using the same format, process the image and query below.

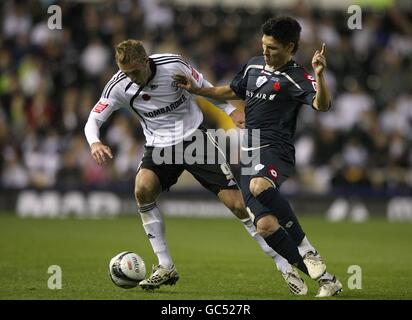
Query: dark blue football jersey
230,56,317,164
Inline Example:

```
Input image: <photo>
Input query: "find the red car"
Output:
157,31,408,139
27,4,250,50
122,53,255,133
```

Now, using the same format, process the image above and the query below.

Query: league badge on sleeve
191,66,200,82
93,100,109,113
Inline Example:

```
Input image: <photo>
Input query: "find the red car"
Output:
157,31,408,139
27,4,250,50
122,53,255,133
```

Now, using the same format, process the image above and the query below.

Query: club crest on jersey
171,81,179,92
256,76,268,88
273,81,281,91
92,101,109,113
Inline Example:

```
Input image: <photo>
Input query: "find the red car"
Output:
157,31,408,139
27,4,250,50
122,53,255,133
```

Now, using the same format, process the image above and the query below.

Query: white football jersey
89,54,204,147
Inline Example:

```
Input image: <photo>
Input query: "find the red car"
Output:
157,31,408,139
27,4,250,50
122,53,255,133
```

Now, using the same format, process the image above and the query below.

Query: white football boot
282,267,308,295
316,276,343,297
139,264,179,290
303,251,327,280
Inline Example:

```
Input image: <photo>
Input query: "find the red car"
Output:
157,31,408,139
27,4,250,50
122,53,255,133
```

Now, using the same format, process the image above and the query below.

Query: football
108,251,146,288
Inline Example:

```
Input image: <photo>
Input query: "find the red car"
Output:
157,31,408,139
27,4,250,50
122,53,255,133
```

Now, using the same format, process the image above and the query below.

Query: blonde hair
115,39,148,66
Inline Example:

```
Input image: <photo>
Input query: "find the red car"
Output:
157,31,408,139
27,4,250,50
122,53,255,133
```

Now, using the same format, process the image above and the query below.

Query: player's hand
90,142,113,165
173,74,195,93
230,109,245,129
312,43,327,75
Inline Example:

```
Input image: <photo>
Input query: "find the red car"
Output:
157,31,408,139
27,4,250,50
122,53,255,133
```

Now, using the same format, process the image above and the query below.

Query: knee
256,215,280,238
134,181,157,205
249,177,272,198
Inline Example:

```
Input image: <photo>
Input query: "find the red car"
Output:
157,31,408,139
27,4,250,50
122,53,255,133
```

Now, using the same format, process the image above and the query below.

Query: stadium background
0,0,412,300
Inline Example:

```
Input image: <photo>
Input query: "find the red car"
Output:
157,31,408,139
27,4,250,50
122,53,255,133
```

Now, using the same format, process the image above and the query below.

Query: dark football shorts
239,146,295,223
138,126,238,195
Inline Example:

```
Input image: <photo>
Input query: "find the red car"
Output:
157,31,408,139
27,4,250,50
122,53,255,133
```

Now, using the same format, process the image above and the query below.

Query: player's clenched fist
91,142,113,165
312,43,327,75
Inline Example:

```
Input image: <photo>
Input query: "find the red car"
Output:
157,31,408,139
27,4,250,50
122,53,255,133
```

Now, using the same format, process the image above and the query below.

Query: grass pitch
0,213,411,300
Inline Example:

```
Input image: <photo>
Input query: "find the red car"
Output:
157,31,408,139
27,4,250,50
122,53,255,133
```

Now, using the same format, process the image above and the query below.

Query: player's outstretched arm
312,43,331,112
173,74,239,101
85,116,114,166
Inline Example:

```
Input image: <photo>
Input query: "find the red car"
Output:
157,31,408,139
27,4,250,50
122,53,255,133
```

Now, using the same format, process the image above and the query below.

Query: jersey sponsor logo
268,164,278,180
143,95,187,118
246,90,276,101
150,84,158,90
142,94,151,101
92,101,109,113
191,67,200,82
256,75,268,88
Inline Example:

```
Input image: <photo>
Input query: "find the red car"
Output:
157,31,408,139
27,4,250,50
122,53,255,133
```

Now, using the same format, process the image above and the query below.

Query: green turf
0,213,411,300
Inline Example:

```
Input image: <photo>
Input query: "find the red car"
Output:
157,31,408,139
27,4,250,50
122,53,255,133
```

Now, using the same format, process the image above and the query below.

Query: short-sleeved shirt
230,56,317,164
89,54,205,147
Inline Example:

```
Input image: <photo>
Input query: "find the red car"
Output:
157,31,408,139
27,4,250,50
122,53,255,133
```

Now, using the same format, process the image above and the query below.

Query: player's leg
135,147,183,290
251,179,342,295
217,188,308,295
248,154,342,296
217,188,291,274
134,168,173,269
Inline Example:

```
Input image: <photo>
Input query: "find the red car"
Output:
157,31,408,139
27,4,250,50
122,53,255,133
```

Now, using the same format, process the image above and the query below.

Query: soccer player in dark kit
174,16,342,297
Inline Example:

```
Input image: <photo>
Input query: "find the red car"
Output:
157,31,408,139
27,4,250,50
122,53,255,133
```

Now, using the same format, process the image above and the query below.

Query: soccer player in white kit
84,39,308,294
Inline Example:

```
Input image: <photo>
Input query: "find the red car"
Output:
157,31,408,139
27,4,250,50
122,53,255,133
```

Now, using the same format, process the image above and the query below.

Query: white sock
139,202,173,269
298,236,316,257
241,218,292,274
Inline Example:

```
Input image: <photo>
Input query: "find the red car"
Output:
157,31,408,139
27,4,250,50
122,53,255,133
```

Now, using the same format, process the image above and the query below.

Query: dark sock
264,228,309,275
256,188,305,245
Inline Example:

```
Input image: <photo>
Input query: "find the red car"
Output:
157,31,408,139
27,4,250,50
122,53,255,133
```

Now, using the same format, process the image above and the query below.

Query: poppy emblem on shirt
142,94,151,101
273,81,281,91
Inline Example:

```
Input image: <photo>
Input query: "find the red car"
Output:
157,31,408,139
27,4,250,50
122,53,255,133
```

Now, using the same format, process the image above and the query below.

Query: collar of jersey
142,58,157,87
264,59,295,73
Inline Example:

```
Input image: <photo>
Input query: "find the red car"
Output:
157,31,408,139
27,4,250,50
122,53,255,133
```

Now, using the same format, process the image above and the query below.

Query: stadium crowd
1,0,411,195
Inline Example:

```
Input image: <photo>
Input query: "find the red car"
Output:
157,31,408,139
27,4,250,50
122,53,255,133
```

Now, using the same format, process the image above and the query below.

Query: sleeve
175,57,204,89
230,64,248,100
84,117,104,146
88,88,124,122
84,81,126,146
287,70,317,107
201,79,236,115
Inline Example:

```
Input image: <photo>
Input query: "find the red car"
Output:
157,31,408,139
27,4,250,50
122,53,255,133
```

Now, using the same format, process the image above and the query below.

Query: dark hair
261,16,302,54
